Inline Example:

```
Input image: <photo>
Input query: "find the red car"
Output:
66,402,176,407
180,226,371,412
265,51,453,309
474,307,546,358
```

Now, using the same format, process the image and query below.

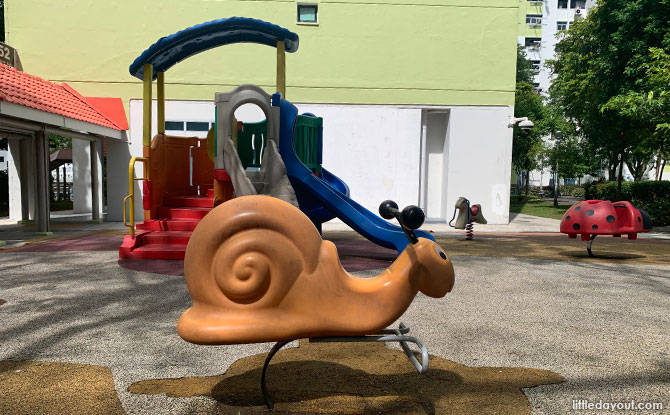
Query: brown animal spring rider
178,196,455,410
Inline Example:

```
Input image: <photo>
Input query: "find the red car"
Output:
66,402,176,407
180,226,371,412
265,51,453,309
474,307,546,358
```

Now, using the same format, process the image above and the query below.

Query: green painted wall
517,0,543,38
5,0,518,110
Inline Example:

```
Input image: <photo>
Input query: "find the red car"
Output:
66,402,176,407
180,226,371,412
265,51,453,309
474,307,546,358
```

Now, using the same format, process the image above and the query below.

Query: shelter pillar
19,138,34,221
90,139,102,222
7,136,32,222
34,130,51,233
73,138,91,213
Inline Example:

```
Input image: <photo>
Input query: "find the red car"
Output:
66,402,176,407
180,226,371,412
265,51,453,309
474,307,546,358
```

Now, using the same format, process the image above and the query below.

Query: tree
549,0,670,197
516,44,535,84
644,47,670,180
512,82,548,201
49,134,72,151
513,45,549,201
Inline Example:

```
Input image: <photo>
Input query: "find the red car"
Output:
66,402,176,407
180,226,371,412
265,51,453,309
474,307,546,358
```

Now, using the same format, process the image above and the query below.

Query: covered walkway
0,62,128,233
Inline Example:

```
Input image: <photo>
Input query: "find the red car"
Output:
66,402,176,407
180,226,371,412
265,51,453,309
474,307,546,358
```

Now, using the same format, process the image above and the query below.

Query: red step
119,191,216,260
141,230,192,245
137,218,201,231
158,206,211,220
122,243,186,260
164,195,214,208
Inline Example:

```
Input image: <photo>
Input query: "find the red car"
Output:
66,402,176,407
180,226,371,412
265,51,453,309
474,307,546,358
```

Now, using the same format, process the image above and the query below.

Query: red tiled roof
0,62,127,131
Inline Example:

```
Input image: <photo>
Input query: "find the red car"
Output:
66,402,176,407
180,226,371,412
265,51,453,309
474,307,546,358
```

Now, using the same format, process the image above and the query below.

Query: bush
561,184,585,198
583,181,670,226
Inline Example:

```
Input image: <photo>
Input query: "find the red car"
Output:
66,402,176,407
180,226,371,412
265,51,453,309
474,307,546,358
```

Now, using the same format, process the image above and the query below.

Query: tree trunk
656,150,664,181
660,159,667,181
524,170,530,202
608,159,617,181
616,149,625,201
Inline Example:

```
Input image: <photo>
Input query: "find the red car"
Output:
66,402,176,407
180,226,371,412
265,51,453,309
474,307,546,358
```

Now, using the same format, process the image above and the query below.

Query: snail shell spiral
184,195,323,308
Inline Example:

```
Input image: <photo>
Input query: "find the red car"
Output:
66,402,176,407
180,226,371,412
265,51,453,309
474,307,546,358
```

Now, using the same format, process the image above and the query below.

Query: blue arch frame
129,17,300,80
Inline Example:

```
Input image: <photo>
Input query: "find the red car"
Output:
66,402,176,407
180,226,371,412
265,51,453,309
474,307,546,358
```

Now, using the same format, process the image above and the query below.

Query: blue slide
274,95,435,254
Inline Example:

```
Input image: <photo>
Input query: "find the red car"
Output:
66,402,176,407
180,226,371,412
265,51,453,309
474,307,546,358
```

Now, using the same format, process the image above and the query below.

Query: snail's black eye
433,245,447,260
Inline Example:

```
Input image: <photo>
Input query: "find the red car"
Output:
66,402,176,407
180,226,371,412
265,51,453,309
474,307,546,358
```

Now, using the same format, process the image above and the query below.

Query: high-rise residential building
518,0,597,94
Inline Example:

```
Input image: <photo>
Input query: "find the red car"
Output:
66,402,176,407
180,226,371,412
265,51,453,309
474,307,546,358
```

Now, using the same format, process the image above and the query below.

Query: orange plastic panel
177,195,455,345
192,138,214,188
146,134,208,218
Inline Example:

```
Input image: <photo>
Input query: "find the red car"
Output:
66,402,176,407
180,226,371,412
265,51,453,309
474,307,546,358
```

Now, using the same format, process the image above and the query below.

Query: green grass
510,199,572,220
50,200,73,211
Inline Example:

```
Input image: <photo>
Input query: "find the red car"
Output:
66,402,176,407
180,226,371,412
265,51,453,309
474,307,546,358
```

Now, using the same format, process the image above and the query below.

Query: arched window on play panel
234,104,267,170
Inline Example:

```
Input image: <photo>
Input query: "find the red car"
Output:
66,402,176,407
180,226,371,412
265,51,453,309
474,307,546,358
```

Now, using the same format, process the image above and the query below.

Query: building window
526,14,542,25
165,121,185,131
186,121,210,132
570,0,586,8
525,37,542,49
0,156,4,162
531,60,541,72
557,21,568,30
297,4,318,24
558,0,568,8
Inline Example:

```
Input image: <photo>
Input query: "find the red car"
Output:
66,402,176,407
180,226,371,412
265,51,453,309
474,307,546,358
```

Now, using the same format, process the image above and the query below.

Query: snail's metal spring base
261,322,429,411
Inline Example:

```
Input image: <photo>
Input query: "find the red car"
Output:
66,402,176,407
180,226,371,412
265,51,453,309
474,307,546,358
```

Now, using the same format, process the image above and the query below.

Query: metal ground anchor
587,234,597,258
260,322,429,411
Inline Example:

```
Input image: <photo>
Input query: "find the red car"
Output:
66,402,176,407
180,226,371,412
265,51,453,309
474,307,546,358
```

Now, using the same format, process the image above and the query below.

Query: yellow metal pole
142,64,153,223
143,64,153,148
157,71,165,134
276,41,286,98
127,159,136,236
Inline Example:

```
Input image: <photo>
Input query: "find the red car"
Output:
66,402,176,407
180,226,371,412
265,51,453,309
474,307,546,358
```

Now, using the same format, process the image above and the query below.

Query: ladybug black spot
586,209,594,216
638,217,641,222
606,215,615,223
565,215,571,221
575,206,581,211
573,223,581,231
592,225,598,230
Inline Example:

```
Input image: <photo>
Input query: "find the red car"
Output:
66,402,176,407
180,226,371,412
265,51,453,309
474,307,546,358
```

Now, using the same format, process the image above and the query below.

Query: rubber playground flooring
1,229,668,414
2,342,563,415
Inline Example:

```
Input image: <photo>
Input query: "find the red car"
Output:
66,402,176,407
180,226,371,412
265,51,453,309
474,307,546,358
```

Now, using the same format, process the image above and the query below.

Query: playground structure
119,17,454,410
448,196,487,240
560,200,652,257
119,17,433,260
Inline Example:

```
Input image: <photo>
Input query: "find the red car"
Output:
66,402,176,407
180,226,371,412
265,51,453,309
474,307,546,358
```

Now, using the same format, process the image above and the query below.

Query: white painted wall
120,99,512,225
295,104,422,213
443,106,514,224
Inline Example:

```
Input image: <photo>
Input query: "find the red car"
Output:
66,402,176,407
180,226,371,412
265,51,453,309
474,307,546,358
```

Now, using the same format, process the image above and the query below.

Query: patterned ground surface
0,230,668,414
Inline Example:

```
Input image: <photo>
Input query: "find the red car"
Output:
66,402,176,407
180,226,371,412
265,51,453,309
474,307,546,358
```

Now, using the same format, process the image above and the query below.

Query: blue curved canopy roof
129,17,300,80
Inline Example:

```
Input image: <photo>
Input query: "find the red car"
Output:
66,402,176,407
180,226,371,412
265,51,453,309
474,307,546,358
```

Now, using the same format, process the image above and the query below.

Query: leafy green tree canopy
549,0,670,188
